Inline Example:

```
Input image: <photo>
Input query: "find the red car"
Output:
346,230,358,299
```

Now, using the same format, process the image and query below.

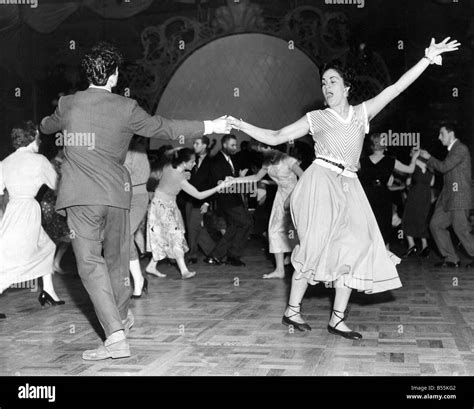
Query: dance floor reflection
0,239,473,376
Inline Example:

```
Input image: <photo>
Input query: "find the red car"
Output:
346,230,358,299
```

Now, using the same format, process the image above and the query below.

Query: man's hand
239,169,248,177
419,150,431,160
211,116,232,134
226,116,242,130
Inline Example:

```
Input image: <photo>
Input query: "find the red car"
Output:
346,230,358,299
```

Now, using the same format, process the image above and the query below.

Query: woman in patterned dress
228,37,459,339
229,145,303,278
146,148,232,279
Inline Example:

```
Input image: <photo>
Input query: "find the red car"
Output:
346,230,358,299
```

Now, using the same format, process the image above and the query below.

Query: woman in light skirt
146,148,232,279
228,37,459,339
229,145,303,278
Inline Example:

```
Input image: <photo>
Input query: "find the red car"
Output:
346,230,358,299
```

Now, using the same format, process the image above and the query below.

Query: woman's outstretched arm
180,179,230,200
227,116,310,146
365,37,460,121
228,167,268,183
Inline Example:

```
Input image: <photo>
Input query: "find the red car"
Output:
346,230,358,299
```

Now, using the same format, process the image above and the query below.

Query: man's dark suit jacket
185,154,213,208
40,88,204,214
428,139,472,211
210,151,242,208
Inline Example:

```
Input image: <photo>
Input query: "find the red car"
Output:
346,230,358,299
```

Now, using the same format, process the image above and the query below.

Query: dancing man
228,37,459,339
40,42,231,360
419,123,473,268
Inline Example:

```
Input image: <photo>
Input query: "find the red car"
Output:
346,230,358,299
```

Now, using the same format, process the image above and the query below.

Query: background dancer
0,122,65,312
146,148,233,279
228,144,303,278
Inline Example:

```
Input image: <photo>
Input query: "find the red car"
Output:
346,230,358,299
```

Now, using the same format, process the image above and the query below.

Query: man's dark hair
221,134,237,146
196,135,210,148
440,121,457,135
81,42,124,86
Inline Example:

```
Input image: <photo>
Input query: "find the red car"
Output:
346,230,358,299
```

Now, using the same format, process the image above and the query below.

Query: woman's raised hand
425,37,460,62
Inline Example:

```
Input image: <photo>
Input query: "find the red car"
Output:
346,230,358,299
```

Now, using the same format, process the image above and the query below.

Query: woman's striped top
306,103,370,172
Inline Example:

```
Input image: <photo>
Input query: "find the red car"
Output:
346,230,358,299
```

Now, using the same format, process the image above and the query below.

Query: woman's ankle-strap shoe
327,309,362,340
281,304,312,332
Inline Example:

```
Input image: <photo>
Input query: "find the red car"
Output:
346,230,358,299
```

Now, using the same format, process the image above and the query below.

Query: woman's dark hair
11,120,37,149
369,133,384,152
320,63,355,93
260,145,286,167
166,147,195,169
81,42,123,86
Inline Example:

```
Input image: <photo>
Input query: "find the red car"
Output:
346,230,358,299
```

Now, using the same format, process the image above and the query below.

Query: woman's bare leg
145,258,166,277
328,287,353,331
421,237,428,250
176,256,195,279
283,271,309,324
263,252,285,278
53,242,69,274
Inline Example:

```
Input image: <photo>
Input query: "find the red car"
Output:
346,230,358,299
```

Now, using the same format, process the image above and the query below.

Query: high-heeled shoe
402,246,418,258
327,309,362,340
131,278,148,299
38,290,65,306
419,246,431,258
281,304,311,332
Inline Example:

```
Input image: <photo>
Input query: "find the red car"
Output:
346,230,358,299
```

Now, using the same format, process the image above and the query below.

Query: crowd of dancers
0,37,471,358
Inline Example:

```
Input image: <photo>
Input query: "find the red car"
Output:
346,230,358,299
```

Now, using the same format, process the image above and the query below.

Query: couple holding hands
38,36,458,360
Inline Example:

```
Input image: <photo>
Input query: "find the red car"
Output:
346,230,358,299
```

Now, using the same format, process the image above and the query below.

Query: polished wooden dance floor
1,239,473,377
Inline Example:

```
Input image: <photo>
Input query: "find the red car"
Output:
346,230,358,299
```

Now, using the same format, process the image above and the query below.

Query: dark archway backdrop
152,33,323,150
0,0,472,164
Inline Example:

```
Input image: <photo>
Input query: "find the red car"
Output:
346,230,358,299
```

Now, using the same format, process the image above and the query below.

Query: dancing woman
146,148,232,279
229,37,459,339
228,145,303,278
0,122,65,308
358,133,420,249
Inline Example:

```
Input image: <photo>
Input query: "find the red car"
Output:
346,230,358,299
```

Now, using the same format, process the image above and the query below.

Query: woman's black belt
316,157,349,172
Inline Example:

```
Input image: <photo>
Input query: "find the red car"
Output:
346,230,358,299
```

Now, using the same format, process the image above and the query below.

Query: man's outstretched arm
128,101,230,139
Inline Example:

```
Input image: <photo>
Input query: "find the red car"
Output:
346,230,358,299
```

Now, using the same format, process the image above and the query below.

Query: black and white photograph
0,0,473,408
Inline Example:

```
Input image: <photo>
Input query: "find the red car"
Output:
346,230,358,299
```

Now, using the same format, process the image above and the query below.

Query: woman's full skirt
0,198,55,293
290,163,401,294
